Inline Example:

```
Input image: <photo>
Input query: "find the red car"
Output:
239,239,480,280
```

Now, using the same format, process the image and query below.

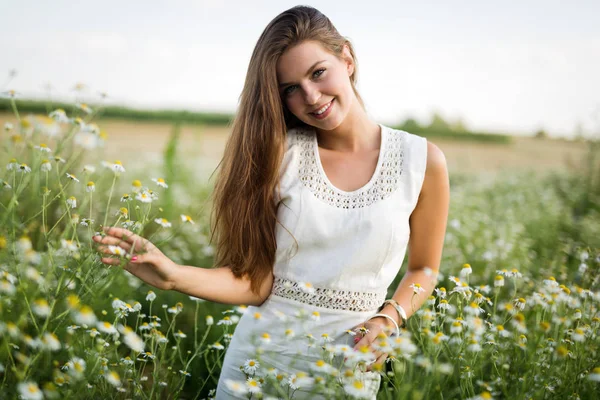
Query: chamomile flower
588,367,600,382
105,370,122,387
6,158,19,171
310,311,321,321
513,297,526,311
120,193,132,202
1,89,18,98
34,143,52,153
33,299,51,317
246,377,262,394
259,332,271,344
167,302,183,314
60,239,79,253
210,341,224,350
180,214,195,224
465,302,485,316
64,357,86,379
460,263,472,277
311,359,334,374
217,316,234,326
410,283,425,295
18,381,43,400
146,291,156,301
131,179,143,192
287,372,315,390
115,207,128,218
224,379,248,396
40,159,52,172
54,156,66,164
152,178,168,188
243,359,260,375
284,328,295,338
174,330,187,339
65,173,79,182
108,245,127,257
86,181,95,192
135,191,152,203
571,328,586,342
40,332,61,351
344,379,369,399
77,102,93,114
73,305,97,326
19,163,32,173
65,294,80,310
120,325,145,352
494,275,505,288
0,179,11,190
97,321,117,334
79,217,94,227
299,282,316,294
112,160,125,173
206,315,214,326
66,196,77,208
154,218,172,228
49,109,69,123
82,165,96,174
4,122,14,132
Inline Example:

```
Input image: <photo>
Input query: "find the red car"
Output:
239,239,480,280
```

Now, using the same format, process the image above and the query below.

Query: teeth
313,101,332,115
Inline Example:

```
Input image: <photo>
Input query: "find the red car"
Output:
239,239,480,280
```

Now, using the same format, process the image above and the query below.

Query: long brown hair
209,5,366,297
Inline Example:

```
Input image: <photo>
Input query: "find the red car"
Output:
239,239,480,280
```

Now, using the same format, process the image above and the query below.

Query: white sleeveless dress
215,124,428,399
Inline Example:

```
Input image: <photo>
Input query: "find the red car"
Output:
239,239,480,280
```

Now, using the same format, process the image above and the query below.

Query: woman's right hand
92,227,179,291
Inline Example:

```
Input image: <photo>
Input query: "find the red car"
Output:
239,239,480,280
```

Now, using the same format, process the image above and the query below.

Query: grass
0,96,598,399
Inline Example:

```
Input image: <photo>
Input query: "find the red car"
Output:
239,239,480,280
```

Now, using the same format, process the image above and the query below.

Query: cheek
285,96,304,114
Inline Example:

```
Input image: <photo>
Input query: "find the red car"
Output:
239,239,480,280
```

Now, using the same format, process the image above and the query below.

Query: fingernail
354,337,360,343
131,256,138,261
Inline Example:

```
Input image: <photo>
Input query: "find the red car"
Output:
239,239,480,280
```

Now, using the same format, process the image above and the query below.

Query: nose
303,83,321,107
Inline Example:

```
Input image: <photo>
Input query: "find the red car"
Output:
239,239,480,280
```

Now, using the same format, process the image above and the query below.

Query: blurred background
1,0,599,178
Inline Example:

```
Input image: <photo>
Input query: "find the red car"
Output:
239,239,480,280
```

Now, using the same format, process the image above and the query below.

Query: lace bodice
292,124,405,209
271,124,428,306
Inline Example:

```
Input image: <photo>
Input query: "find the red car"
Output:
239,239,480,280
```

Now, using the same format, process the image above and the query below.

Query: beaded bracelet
381,299,408,328
366,313,400,337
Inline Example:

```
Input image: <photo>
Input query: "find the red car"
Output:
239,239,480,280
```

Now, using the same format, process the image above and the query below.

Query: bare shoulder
422,140,449,196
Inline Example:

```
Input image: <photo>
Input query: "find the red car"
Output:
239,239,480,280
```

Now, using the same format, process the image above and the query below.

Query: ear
342,44,355,77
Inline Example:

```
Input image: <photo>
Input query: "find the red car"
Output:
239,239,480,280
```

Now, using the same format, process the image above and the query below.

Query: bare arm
172,265,274,307
93,227,274,307
373,140,450,326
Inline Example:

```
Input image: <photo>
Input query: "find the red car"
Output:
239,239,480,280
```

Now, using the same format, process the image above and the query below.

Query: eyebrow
278,60,327,88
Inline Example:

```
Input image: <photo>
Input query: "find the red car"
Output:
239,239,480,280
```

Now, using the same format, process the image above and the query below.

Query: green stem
103,174,117,228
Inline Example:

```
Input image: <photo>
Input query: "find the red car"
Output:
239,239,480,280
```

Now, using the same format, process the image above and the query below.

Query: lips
310,99,334,114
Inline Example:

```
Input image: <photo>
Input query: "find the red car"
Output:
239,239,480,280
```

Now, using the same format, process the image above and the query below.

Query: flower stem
103,174,117,228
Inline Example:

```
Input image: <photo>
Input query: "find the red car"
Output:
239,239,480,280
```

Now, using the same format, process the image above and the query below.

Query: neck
314,100,380,153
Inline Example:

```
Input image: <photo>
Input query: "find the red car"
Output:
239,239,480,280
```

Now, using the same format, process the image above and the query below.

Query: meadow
0,97,599,400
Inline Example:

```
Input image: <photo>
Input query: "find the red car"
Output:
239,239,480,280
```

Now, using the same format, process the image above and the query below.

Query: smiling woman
205,4,449,399
86,4,448,399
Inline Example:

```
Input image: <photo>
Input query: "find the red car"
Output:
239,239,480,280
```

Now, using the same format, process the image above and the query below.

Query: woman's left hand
350,317,393,372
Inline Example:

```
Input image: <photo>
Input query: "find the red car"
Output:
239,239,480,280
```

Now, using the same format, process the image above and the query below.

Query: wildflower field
0,93,599,400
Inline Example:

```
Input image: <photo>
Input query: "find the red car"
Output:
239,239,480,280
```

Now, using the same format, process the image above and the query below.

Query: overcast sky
1,0,599,138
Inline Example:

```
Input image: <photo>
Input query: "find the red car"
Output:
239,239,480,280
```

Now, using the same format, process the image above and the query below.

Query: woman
93,5,449,399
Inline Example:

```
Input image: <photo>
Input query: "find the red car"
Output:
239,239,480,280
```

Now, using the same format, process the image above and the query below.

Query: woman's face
276,40,355,130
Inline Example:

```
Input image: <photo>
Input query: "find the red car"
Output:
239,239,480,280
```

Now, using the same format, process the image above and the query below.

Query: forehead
276,41,335,82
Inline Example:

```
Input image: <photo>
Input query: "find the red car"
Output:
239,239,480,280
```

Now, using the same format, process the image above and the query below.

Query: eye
282,69,326,96
313,68,325,78
283,85,298,96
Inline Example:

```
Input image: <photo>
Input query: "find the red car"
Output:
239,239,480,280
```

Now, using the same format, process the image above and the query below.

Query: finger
100,256,124,266
103,226,153,253
366,353,388,372
93,237,133,252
